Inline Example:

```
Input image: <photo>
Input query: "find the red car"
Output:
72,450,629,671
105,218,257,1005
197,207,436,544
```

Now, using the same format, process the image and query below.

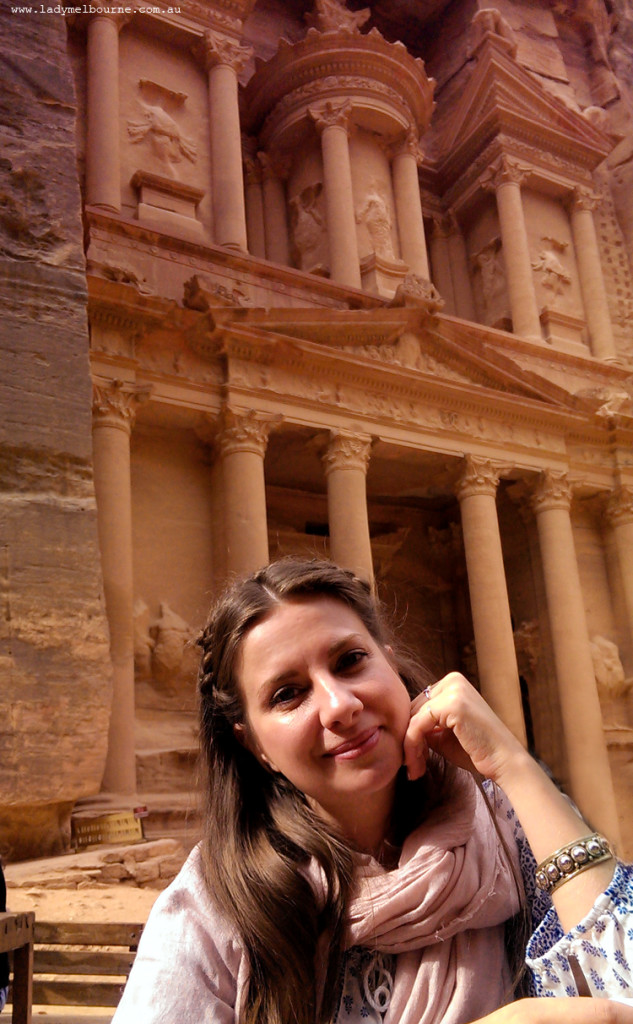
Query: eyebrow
256,632,367,698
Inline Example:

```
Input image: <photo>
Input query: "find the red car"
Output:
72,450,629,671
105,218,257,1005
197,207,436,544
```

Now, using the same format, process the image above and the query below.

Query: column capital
567,186,602,214
243,154,263,186
216,407,282,458
92,380,150,434
431,213,455,240
69,11,130,31
322,431,372,475
258,149,291,181
202,30,252,74
391,125,424,164
309,99,354,136
531,469,572,514
480,154,531,192
455,454,505,500
605,485,633,527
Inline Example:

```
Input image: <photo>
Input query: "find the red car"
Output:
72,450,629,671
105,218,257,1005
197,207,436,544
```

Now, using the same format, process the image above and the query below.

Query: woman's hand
471,999,633,1024
403,672,527,785
404,673,618,932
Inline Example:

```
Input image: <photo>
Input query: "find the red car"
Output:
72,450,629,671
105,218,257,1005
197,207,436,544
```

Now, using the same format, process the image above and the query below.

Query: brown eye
336,649,367,673
270,685,302,707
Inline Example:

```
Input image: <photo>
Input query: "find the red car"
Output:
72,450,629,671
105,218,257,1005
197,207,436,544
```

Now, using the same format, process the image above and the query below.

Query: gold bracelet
535,833,614,895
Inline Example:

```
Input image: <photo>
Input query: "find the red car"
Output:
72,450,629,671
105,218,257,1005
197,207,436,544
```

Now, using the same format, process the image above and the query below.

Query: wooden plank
34,923,143,947
32,980,124,1008
0,911,34,954
34,949,135,976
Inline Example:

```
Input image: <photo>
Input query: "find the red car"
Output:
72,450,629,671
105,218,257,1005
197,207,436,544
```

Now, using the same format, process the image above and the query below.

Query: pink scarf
345,773,523,1024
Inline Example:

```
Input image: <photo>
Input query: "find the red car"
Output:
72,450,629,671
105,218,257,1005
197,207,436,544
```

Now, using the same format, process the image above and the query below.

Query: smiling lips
325,727,381,760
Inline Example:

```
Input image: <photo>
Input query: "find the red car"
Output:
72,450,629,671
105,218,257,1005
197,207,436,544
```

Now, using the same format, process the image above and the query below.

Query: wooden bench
0,910,35,1024
28,921,142,1024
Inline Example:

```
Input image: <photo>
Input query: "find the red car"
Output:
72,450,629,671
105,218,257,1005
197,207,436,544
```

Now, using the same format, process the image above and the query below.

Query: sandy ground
5,847,169,923
7,883,160,923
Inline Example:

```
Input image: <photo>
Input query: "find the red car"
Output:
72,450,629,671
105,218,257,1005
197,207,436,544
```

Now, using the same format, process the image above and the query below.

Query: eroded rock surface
0,9,111,861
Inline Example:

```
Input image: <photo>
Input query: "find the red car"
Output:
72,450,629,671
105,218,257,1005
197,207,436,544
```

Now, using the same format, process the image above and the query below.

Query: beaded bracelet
535,833,614,895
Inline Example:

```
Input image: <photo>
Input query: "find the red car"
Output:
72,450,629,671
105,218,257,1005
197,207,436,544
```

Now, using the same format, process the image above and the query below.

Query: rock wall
0,9,112,860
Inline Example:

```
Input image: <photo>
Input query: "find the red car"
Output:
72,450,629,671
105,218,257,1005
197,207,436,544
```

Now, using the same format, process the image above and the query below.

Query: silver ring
423,686,432,699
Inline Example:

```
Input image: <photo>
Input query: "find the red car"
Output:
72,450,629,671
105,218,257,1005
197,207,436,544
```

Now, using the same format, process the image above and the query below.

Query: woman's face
235,597,412,841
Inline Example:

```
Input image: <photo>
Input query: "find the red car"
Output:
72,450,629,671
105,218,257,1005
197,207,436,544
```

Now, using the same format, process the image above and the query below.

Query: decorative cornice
322,431,372,474
215,406,281,457
454,454,503,499
531,469,572,514
92,379,151,433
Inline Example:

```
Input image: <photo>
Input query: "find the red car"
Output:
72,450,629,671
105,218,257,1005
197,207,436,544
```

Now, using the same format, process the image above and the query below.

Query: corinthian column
309,101,361,289
455,456,526,743
243,149,266,259
481,156,542,341
216,408,278,575
391,128,430,278
605,485,633,651
85,13,128,211
258,151,290,266
430,216,456,314
92,380,145,796
568,188,618,362
531,471,620,840
203,31,252,251
322,432,373,583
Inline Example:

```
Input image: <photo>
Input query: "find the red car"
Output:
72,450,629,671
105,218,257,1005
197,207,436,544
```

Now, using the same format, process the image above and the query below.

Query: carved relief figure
590,635,630,698
305,0,370,34
289,183,328,272
128,100,197,178
472,237,508,325
356,184,395,260
151,603,197,690
532,240,571,298
469,7,518,56
133,598,154,682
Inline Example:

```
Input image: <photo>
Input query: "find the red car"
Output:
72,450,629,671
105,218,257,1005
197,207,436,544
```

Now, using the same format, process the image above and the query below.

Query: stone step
137,792,201,854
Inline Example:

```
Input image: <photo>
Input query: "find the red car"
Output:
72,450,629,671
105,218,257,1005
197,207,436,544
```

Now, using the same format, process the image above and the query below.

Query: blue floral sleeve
483,780,633,1002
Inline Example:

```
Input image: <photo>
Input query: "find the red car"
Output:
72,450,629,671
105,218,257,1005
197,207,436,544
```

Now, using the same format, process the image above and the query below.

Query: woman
114,557,633,1024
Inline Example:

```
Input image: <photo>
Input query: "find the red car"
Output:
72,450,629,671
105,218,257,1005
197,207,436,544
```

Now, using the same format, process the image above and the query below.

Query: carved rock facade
2,0,633,858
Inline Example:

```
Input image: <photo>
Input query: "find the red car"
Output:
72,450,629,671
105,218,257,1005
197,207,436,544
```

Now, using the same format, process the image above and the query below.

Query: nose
314,674,363,730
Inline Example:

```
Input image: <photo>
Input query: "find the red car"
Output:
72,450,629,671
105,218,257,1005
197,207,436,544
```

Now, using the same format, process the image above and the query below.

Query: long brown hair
197,557,442,1024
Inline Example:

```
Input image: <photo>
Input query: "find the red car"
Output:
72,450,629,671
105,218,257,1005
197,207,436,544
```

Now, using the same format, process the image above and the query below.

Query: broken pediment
439,35,615,183
190,303,582,414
